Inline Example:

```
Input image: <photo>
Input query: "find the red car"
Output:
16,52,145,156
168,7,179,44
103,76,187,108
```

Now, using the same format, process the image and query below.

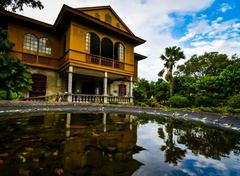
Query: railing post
103,72,108,103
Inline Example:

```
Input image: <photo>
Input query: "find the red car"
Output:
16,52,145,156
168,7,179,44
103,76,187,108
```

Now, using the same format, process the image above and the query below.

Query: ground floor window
118,84,126,96
29,74,47,97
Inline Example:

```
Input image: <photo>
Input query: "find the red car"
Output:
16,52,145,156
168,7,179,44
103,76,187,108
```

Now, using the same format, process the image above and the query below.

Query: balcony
86,54,125,70
10,49,134,75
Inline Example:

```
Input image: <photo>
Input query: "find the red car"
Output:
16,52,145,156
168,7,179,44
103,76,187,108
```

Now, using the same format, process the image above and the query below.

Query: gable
76,7,133,34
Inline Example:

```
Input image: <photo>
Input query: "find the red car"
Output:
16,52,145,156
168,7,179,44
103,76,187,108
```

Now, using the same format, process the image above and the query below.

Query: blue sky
171,0,239,38
171,0,240,49
17,0,240,81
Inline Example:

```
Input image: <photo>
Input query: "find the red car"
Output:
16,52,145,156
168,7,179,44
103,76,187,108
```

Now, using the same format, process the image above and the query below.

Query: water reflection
0,113,239,176
134,116,240,176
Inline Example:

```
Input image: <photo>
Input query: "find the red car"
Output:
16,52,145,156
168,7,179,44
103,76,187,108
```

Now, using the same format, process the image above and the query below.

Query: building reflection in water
63,113,142,175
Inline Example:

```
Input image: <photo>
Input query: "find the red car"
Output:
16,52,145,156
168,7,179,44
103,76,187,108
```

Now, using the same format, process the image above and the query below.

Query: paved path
0,101,240,133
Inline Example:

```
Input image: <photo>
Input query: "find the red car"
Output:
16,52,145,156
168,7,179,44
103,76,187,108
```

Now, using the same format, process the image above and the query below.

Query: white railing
108,96,131,104
72,94,104,103
23,93,132,104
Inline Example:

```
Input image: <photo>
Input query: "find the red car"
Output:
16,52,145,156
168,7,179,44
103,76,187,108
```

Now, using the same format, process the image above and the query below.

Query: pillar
67,66,73,102
103,72,108,103
129,76,133,103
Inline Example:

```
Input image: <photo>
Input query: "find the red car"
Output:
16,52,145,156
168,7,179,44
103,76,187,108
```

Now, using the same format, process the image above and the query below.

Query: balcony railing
86,54,125,70
11,50,128,71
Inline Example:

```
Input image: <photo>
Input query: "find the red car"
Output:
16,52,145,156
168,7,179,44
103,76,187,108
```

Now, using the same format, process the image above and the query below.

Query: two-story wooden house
0,5,146,103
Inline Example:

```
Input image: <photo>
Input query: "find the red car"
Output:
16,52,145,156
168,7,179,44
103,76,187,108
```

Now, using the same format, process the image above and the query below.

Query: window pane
39,38,51,54
24,34,38,52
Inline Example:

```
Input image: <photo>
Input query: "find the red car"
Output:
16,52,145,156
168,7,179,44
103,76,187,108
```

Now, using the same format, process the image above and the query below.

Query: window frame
38,37,51,55
23,33,38,52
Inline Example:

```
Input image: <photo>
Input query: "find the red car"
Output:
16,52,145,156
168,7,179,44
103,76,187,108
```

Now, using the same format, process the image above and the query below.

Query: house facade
0,5,146,103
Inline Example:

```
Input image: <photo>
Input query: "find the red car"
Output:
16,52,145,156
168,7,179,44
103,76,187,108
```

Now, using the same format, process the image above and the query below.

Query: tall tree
0,28,32,99
0,0,44,99
0,0,43,11
158,46,185,97
177,52,232,77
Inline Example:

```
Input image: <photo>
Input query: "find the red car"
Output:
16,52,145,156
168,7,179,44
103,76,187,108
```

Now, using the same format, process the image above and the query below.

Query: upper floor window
114,42,125,62
85,32,90,51
39,38,51,54
105,14,112,24
119,43,125,62
23,34,38,52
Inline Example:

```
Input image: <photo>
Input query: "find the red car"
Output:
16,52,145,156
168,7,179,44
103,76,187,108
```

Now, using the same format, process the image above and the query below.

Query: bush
168,95,190,108
147,97,159,107
0,90,7,100
194,95,216,107
228,94,240,108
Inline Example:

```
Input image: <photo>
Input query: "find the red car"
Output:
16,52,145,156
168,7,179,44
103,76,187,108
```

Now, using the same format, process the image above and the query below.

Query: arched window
30,74,47,97
23,34,38,52
39,38,51,54
101,38,113,59
118,84,126,96
114,42,125,62
105,14,112,24
86,32,100,55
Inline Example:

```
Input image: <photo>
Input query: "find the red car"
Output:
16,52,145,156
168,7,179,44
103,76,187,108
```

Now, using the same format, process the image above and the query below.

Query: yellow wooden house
0,5,146,103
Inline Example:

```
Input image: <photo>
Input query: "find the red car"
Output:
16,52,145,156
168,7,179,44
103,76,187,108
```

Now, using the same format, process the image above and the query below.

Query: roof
0,9,54,30
0,4,145,46
76,6,134,35
55,5,145,46
134,53,147,61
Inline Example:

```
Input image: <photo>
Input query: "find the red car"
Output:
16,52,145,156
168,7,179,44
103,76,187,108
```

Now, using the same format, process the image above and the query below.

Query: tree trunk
169,81,173,97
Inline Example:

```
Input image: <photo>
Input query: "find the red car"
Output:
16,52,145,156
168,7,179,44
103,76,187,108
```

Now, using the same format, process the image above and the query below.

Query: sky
17,0,240,81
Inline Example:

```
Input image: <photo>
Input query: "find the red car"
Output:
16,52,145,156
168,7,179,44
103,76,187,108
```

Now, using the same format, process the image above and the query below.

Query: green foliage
133,78,169,106
0,0,43,12
154,79,169,104
0,90,7,100
133,78,151,103
173,76,196,97
147,97,159,107
228,94,240,109
177,52,232,77
168,95,190,108
0,28,32,100
194,96,215,107
217,63,240,97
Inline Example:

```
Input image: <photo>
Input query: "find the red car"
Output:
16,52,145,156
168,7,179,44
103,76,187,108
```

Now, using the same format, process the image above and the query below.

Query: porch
24,63,134,104
65,66,133,104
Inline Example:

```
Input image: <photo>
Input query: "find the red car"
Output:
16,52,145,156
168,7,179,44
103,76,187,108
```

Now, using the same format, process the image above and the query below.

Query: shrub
0,90,7,100
228,94,240,108
147,97,159,107
194,95,214,107
168,95,190,108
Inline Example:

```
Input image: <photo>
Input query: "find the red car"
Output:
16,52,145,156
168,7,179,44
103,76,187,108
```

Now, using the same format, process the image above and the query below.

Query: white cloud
16,0,216,81
219,3,233,13
180,15,240,58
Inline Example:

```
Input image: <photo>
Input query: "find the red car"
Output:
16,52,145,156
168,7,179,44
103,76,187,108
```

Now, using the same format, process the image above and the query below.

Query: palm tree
158,46,185,97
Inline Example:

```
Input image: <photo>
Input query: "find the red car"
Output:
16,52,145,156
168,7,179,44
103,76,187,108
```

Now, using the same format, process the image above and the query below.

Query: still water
0,112,239,176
